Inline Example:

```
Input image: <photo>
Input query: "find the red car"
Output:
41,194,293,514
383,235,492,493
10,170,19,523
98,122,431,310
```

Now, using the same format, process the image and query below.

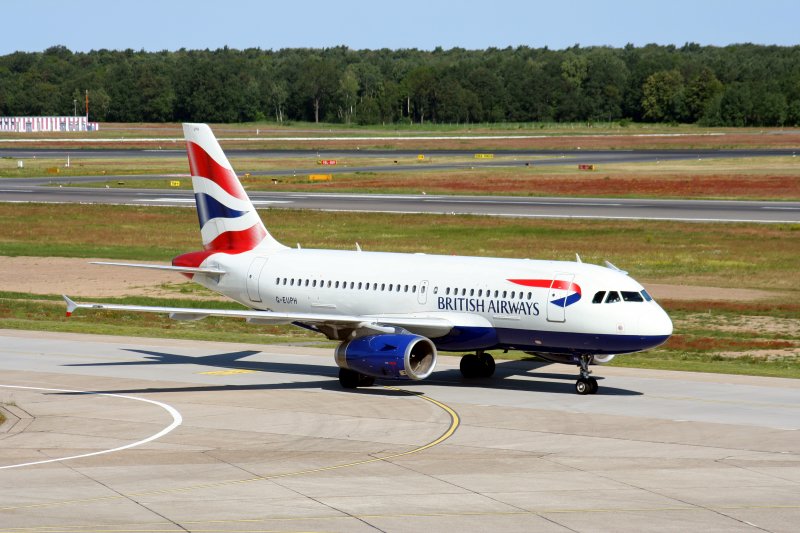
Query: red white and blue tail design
183,123,284,252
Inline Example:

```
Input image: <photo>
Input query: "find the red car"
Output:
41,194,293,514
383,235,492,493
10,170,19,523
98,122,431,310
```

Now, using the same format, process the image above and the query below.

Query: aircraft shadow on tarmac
61,347,642,397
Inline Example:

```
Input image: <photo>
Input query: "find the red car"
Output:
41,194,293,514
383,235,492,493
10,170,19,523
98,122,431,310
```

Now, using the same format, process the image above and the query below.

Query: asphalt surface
2,148,799,222
1,329,799,532
1,184,798,223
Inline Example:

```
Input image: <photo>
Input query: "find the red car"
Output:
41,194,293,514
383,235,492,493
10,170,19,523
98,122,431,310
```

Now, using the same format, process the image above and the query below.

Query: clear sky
2,0,798,55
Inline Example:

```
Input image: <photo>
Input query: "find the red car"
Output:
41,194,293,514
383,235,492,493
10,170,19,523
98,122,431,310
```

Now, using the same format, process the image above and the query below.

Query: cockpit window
604,291,621,303
621,291,644,302
592,291,606,304
641,289,653,301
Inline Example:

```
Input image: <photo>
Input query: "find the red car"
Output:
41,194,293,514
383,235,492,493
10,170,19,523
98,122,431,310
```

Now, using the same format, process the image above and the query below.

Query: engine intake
335,334,437,380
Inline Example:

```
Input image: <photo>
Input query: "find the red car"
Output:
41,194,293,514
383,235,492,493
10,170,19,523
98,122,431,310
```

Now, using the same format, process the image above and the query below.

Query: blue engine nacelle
334,334,437,380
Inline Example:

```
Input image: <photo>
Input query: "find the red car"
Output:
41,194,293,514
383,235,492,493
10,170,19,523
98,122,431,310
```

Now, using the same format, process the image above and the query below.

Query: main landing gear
575,355,598,395
339,368,375,389
459,351,496,379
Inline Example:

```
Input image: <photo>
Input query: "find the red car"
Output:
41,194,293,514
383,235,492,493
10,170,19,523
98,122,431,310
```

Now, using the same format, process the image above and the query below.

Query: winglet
63,295,78,317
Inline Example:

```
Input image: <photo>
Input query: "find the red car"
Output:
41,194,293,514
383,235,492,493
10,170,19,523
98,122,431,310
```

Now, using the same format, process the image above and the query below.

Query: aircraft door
546,272,575,323
246,257,268,302
417,280,429,305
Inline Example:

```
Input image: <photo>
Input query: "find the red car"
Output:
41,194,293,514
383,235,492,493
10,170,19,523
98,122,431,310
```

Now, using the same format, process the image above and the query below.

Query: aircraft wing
62,295,454,338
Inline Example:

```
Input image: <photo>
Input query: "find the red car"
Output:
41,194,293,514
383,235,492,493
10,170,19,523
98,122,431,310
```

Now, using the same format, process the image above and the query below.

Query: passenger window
470,289,474,296
313,280,317,287
641,290,653,301
527,292,532,300
604,291,621,303
592,291,606,304
407,285,411,293
412,285,417,292
494,290,499,297
461,288,466,296
422,285,426,293
478,289,483,297
621,291,644,302
510,291,515,299
350,282,355,289
282,278,287,285
275,277,280,285
446,287,450,295
381,283,385,291
502,291,507,298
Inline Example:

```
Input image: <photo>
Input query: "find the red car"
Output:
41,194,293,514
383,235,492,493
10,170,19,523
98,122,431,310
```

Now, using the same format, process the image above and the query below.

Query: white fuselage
192,247,673,356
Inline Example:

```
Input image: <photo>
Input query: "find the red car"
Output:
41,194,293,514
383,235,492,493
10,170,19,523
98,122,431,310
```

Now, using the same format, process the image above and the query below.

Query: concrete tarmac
1,329,799,532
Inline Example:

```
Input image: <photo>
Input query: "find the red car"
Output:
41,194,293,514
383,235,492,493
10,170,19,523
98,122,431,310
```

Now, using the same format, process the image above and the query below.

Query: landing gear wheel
575,354,599,395
460,353,481,378
338,368,374,389
478,352,496,378
460,352,495,378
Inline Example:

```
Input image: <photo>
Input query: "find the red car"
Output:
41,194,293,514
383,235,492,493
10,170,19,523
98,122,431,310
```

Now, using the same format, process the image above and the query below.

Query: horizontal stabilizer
90,261,226,275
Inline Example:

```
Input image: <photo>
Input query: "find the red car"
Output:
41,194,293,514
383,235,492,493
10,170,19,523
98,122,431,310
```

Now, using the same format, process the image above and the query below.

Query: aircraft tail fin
182,123,285,253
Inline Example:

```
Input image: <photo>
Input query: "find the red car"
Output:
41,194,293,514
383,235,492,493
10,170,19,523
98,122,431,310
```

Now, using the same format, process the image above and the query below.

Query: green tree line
1,43,799,126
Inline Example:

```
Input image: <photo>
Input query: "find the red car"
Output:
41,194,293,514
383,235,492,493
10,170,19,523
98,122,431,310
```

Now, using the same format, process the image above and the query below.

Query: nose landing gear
576,354,598,395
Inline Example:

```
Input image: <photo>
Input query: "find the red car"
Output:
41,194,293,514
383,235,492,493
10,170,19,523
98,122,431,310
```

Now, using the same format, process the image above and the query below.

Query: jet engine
335,334,437,380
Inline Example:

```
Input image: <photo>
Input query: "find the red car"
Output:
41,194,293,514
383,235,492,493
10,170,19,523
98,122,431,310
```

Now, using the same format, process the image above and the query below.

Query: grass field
2,204,798,289
0,203,798,378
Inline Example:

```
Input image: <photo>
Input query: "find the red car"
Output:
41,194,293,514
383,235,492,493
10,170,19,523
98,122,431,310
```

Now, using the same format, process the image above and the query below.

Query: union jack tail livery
183,123,284,253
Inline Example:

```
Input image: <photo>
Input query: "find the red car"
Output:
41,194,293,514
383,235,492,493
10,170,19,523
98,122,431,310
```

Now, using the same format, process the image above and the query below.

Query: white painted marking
0,384,183,470
141,198,291,205
427,199,624,207
308,208,799,224
0,189,33,193
762,206,800,211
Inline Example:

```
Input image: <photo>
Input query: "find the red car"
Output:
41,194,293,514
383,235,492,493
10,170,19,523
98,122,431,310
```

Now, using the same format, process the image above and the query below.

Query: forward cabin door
417,280,429,305
246,257,268,302
546,273,575,323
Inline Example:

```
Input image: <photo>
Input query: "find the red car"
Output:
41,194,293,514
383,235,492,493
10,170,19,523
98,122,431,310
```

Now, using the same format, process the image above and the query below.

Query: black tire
339,368,361,389
588,377,598,394
575,378,590,395
460,353,481,378
478,353,496,378
358,374,376,387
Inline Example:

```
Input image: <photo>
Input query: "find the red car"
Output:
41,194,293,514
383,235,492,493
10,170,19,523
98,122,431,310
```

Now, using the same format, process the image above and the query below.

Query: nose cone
639,304,673,350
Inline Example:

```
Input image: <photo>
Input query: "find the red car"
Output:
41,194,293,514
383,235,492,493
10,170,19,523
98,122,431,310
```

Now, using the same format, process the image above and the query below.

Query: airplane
64,123,673,395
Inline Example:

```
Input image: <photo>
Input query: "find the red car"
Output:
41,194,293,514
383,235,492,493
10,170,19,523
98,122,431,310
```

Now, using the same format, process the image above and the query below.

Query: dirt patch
644,283,773,302
0,256,222,300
